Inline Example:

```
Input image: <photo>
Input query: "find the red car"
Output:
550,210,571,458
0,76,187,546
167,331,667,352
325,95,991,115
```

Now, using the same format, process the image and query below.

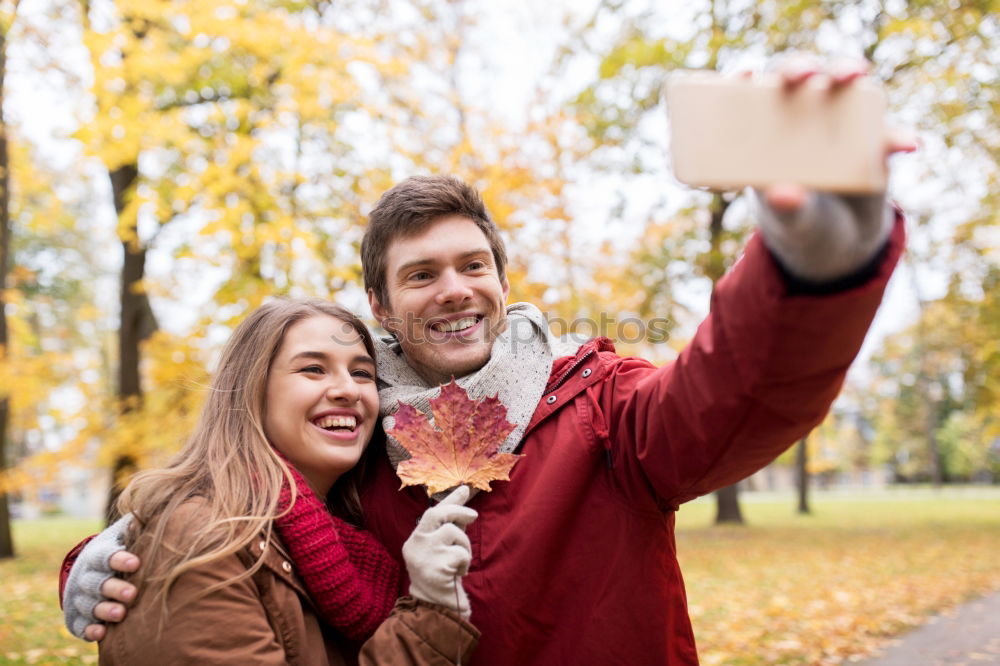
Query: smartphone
664,70,887,193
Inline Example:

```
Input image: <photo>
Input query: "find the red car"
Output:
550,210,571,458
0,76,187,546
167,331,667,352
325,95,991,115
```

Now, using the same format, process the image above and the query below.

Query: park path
852,589,1000,665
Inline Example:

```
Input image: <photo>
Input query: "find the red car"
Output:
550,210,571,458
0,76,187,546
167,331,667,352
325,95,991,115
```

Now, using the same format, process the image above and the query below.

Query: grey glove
754,187,894,285
402,486,478,619
63,513,133,639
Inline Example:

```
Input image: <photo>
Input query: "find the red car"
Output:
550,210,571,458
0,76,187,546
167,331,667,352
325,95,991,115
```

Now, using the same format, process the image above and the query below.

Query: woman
93,299,478,665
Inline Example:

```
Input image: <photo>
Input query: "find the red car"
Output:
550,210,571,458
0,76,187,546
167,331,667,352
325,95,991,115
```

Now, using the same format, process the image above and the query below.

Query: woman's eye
299,365,324,374
352,369,375,380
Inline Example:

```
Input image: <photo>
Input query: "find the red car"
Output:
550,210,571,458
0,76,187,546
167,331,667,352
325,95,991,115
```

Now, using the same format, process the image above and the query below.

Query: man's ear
368,289,390,330
501,276,510,302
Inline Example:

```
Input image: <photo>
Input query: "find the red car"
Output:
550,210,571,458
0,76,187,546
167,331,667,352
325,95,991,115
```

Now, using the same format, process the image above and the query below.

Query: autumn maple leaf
388,380,522,495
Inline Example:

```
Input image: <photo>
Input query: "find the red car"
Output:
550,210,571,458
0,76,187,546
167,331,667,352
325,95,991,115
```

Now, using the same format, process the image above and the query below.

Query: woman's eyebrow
288,351,375,366
288,350,327,363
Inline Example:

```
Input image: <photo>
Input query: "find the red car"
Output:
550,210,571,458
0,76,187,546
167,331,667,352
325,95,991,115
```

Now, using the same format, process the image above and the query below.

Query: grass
0,489,998,664
0,517,101,665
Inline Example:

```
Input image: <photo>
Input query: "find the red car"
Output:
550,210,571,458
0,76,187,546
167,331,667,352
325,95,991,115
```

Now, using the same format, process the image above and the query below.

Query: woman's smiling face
264,315,379,496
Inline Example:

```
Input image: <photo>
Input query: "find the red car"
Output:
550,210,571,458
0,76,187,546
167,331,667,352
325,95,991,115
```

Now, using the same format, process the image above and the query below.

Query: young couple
63,63,911,665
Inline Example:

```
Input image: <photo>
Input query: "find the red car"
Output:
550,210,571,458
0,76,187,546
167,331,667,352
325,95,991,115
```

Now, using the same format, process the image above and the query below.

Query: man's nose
435,269,474,304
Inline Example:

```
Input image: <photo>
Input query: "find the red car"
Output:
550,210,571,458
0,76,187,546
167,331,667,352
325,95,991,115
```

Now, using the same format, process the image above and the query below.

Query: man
62,61,913,664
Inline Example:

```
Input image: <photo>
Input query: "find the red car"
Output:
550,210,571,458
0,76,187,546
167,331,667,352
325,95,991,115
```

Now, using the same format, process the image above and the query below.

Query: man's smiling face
369,214,510,385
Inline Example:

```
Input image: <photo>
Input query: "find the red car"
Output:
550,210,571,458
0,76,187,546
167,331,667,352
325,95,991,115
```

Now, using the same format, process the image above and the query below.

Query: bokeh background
0,0,998,663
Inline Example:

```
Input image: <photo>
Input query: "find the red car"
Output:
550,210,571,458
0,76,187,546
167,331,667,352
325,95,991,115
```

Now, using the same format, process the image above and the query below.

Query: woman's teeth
314,415,357,431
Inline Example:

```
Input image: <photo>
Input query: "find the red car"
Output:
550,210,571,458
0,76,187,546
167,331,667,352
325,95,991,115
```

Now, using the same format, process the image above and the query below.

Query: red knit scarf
272,459,401,641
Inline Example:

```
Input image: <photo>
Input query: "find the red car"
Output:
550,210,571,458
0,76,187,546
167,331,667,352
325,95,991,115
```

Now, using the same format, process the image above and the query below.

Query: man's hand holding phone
666,54,916,284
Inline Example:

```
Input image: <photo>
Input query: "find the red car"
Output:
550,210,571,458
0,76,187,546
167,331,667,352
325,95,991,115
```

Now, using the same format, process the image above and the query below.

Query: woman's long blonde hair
116,299,379,610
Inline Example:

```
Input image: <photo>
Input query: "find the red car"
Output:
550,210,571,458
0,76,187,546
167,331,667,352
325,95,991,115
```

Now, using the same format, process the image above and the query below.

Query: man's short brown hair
361,175,509,309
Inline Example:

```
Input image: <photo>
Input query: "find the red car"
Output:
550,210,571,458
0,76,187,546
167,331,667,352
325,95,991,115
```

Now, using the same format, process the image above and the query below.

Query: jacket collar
243,534,315,611
545,337,616,392
524,337,617,436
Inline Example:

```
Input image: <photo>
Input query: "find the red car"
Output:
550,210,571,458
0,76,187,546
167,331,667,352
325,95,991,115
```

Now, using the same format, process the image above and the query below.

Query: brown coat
99,503,478,666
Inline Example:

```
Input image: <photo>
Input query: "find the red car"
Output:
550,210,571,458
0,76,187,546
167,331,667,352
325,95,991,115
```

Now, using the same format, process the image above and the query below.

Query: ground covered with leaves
676,489,1000,665
1,489,998,665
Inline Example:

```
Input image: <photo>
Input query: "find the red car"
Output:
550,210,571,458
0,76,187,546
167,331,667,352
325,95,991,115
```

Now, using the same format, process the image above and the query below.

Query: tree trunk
714,483,744,524
796,437,810,515
925,386,943,487
707,193,746,525
0,22,15,559
105,163,155,524
0,399,12,560
906,254,944,488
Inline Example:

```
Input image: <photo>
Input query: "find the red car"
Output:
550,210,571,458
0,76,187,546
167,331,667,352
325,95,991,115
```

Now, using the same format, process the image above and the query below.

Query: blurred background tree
0,0,19,559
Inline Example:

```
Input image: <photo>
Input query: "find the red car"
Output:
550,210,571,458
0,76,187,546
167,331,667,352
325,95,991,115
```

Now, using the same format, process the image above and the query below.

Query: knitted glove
403,486,478,619
754,188,894,286
62,514,133,639
273,460,401,641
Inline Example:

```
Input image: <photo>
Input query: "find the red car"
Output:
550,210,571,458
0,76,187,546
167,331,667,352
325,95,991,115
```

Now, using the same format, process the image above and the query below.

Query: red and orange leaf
389,380,522,495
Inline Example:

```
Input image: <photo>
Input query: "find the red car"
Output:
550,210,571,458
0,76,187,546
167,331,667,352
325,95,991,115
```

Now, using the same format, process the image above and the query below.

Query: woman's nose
325,373,360,402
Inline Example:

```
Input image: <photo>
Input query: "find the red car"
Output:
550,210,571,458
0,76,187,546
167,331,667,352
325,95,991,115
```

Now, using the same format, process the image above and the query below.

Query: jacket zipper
545,349,614,469
546,349,595,394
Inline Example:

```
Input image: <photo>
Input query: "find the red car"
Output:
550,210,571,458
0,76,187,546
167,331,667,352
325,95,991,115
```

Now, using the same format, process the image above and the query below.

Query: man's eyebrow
395,249,492,275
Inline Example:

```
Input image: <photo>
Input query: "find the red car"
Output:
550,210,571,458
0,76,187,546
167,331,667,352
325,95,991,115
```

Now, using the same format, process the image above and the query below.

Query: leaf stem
454,572,462,666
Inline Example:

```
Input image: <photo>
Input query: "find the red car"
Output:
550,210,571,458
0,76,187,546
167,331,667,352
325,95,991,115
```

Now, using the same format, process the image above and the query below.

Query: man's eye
409,271,432,281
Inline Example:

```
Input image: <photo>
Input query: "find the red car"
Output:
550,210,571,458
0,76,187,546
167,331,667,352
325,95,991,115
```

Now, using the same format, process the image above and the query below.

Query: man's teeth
315,415,357,431
433,317,478,333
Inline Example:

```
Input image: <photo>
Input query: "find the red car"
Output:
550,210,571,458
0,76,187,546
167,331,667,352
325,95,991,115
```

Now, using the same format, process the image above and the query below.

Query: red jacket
361,219,905,666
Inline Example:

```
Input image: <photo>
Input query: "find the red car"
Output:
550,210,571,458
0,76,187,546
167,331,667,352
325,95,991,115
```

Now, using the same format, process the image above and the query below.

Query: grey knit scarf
375,302,582,470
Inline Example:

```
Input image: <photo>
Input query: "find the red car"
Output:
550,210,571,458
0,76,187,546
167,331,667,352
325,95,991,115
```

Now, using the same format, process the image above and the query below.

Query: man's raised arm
600,57,912,509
